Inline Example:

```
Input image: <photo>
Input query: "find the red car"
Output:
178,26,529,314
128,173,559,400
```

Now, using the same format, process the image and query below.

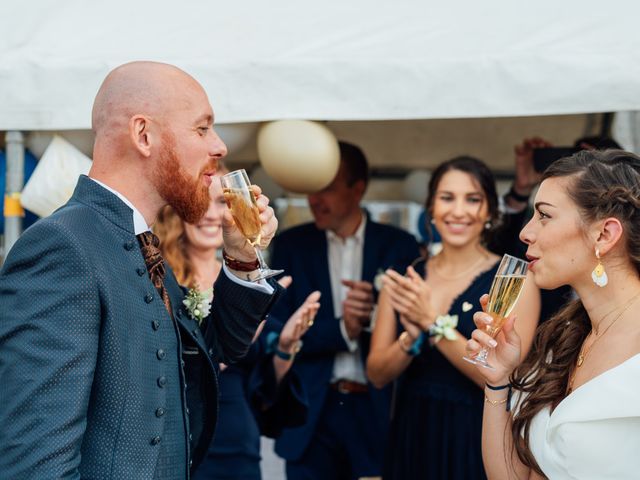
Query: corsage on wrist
183,287,213,326
428,314,459,344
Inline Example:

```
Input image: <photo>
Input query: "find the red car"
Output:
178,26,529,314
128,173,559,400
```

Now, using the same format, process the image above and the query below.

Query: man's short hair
339,141,369,187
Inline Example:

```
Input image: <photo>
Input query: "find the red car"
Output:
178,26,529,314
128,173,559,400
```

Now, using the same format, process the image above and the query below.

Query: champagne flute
463,254,528,370
220,169,283,281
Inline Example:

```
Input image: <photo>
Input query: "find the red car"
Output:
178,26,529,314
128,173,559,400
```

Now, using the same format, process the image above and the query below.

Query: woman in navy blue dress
156,164,319,479
367,156,540,479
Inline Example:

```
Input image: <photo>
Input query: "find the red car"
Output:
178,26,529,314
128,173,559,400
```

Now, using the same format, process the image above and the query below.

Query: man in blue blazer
269,142,421,479
0,62,282,479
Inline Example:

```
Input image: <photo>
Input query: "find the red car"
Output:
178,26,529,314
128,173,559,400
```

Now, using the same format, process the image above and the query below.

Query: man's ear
595,217,624,256
129,115,153,157
353,179,367,200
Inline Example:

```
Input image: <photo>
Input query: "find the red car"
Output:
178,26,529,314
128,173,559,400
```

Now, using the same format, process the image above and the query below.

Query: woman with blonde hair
156,163,320,480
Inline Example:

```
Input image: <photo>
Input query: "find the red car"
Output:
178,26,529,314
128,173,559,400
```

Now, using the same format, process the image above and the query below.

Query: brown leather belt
330,379,368,394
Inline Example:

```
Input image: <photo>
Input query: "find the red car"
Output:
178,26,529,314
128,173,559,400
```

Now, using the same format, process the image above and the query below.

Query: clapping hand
382,266,436,332
342,280,374,339
278,290,321,354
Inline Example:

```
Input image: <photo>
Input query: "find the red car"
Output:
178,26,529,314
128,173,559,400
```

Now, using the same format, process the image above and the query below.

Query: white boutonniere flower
428,314,459,343
373,269,385,292
182,287,213,326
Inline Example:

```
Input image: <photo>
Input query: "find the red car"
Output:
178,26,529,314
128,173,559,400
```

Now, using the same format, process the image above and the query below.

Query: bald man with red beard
0,61,283,480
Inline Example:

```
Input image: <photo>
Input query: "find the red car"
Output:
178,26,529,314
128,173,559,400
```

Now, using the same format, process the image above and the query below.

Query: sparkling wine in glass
220,169,283,281
463,254,528,370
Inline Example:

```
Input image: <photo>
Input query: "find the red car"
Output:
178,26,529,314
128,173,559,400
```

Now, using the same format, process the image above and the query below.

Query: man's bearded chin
156,144,210,224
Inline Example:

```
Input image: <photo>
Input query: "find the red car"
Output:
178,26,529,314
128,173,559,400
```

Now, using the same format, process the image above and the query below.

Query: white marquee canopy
2,0,640,130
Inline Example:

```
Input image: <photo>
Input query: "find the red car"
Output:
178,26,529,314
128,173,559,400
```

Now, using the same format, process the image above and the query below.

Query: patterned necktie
137,231,173,316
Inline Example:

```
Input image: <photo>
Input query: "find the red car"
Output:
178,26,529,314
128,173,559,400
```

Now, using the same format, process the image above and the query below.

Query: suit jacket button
155,407,165,417
156,349,165,360
137,267,146,276
151,436,161,445
189,460,193,468
152,320,160,331
157,376,167,388
186,407,190,415
124,241,135,251
208,348,214,357
189,433,193,441
145,294,154,304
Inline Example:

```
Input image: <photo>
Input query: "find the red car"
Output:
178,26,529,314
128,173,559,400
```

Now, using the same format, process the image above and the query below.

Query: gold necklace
568,292,640,392
430,254,488,281
591,299,630,335
576,292,640,367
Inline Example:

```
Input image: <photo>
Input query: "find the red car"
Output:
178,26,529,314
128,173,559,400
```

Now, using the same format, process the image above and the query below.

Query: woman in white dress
466,149,640,479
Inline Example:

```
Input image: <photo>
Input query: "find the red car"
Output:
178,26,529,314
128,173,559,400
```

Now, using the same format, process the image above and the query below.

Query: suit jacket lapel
312,228,336,318
164,272,210,354
361,219,379,283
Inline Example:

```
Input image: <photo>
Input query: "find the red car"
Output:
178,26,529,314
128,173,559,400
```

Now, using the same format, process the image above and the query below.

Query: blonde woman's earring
591,248,608,287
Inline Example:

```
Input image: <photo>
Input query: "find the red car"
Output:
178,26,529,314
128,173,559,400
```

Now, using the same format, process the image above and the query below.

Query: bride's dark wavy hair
510,149,640,475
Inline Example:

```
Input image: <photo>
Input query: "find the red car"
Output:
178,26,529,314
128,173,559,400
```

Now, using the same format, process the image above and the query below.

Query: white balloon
257,120,340,194
402,169,431,204
215,123,258,153
249,165,284,200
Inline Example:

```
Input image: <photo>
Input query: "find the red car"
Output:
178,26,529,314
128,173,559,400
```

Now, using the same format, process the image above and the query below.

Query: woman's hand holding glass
382,266,437,332
465,294,523,384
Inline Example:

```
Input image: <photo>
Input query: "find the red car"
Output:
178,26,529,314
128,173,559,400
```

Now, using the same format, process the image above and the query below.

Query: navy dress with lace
384,259,499,480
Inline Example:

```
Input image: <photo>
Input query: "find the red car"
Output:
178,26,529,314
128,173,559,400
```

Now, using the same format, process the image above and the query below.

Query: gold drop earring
591,248,608,287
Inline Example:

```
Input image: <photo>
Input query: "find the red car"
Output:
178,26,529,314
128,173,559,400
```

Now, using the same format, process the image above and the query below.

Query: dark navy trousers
286,388,383,480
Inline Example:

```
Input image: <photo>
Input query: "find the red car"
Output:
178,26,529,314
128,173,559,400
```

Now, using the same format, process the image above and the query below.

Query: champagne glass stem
254,247,269,271
474,348,490,366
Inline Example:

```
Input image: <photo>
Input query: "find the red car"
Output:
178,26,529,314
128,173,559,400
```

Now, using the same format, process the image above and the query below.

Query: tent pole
3,130,25,263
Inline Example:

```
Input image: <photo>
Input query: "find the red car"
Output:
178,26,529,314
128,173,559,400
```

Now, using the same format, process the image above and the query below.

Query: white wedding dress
528,353,640,479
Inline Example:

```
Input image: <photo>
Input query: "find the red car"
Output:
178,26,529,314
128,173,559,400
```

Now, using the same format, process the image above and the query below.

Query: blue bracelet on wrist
274,348,293,361
265,331,302,361
485,382,513,412
408,331,426,356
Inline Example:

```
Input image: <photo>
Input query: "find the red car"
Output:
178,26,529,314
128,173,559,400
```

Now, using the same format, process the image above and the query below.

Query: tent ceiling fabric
1,0,640,130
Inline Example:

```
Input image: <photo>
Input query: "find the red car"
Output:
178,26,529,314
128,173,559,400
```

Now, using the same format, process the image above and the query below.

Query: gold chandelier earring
591,248,608,288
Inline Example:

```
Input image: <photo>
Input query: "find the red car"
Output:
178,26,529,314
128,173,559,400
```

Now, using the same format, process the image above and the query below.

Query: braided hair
510,149,640,474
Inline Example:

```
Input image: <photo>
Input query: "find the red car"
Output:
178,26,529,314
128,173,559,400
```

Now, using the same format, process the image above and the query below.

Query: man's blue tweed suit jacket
0,175,281,479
